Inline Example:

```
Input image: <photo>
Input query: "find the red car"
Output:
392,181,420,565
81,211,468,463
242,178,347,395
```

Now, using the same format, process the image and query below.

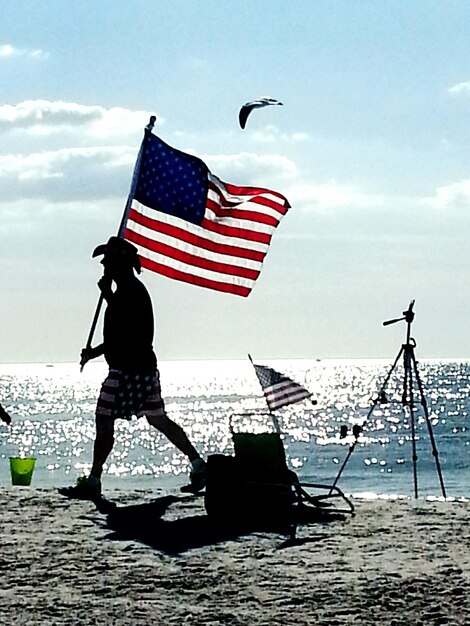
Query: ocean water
0,359,468,499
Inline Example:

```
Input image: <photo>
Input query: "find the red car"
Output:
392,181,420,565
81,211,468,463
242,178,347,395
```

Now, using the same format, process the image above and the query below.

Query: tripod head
383,300,416,347
383,300,415,327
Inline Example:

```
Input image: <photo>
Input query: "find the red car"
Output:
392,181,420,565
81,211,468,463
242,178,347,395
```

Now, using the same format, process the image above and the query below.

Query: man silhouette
61,236,205,499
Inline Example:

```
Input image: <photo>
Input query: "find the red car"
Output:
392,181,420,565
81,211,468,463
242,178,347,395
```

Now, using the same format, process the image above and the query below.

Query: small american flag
123,132,290,297
250,356,314,411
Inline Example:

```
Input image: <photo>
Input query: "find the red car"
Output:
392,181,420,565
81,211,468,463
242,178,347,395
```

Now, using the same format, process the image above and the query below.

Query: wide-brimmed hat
92,236,141,273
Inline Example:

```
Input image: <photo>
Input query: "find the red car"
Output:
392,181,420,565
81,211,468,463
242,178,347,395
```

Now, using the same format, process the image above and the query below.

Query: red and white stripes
124,172,289,297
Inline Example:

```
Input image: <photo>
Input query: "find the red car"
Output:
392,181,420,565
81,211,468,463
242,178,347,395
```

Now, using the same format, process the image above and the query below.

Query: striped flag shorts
96,369,167,421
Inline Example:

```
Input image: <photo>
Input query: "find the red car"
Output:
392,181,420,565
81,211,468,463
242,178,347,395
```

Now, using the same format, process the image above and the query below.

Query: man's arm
0,402,11,425
80,343,105,368
98,275,114,302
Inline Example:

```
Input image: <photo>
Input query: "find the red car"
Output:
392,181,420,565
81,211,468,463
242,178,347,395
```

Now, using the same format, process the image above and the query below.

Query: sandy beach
0,489,468,625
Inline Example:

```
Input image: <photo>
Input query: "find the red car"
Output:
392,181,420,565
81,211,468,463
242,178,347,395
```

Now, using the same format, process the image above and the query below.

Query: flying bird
238,97,283,129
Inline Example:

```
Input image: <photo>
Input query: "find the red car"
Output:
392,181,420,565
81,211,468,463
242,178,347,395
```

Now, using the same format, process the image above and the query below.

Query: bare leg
58,416,114,499
146,414,200,462
90,417,115,478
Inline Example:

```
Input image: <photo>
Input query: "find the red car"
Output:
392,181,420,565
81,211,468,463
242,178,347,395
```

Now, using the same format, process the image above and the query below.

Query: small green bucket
9,457,36,486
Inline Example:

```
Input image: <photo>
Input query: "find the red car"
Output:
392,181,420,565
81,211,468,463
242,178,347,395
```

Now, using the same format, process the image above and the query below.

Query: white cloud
194,149,387,211
0,44,48,59
291,132,309,142
422,178,470,209
0,100,159,138
448,81,470,96
0,101,162,203
0,44,14,57
0,146,136,203
287,181,387,211
252,125,310,143
0,146,132,179
201,151,298,186
30,49,46,58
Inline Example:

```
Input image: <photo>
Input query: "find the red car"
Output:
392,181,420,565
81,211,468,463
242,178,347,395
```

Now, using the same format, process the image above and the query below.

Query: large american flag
123,132,290,297
251,358,314,412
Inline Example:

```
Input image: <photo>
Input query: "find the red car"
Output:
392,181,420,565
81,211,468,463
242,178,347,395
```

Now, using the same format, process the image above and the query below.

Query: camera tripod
331,301,446,499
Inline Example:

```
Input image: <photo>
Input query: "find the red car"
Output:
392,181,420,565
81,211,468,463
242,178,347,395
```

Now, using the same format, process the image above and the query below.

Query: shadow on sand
95,495,345,554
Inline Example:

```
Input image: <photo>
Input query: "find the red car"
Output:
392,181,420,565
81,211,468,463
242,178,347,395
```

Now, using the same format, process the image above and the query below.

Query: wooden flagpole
80,115,156,371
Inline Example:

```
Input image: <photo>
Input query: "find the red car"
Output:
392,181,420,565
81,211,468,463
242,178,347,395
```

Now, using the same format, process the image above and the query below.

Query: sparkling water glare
0,359,468,498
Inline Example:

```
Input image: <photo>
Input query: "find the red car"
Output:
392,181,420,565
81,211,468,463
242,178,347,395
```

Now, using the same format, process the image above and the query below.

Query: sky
1,0,469,363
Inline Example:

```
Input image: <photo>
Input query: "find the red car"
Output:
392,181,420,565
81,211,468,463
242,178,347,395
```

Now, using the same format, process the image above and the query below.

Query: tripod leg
404,346,419,499
410,353,447,498
329,442,356,495
383,346,405,397
329,346,404,494
402,346,409,407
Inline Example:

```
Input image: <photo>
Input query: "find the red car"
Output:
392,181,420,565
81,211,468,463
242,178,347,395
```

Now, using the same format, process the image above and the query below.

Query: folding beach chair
204,413,354,537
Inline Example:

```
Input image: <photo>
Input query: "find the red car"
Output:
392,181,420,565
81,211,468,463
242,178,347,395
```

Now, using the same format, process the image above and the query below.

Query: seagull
238,97,283,129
